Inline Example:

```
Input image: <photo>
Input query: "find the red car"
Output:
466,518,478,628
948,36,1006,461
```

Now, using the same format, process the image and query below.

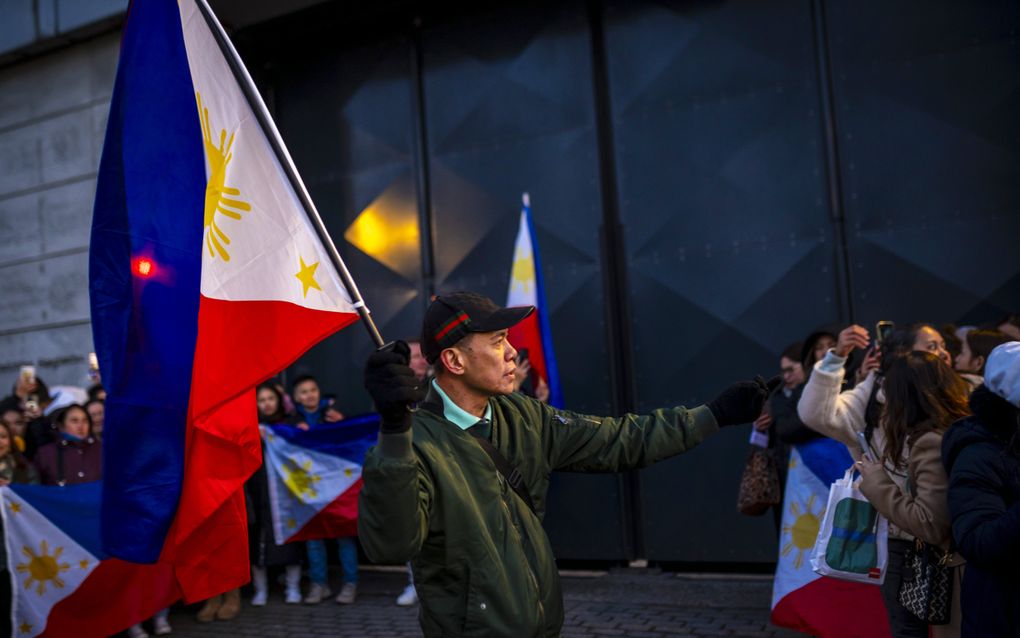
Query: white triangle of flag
771,447,828,608
177,0,355,313
507,210,538,307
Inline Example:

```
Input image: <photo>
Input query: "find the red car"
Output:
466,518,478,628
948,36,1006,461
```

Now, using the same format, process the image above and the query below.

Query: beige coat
860,432,963,638
799,359,963,635
858,432,951,549
796,361,915,539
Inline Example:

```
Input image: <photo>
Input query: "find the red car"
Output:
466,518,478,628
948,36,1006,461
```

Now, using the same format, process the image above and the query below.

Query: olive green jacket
358,389,718,638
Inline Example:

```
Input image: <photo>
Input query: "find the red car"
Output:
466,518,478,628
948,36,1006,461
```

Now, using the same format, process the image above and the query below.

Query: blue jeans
306,538,358,586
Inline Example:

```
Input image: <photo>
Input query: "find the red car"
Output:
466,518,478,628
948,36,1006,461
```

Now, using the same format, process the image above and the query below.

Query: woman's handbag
736,446,781,516
898,539,954,624
810,467,888,585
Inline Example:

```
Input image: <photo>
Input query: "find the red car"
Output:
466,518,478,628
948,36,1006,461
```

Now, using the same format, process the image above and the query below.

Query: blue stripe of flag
796,437,854,487
265,413,380,465
90,0,205,562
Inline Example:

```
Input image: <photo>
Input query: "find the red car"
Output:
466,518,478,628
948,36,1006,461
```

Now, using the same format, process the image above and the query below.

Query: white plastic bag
810,467,888,585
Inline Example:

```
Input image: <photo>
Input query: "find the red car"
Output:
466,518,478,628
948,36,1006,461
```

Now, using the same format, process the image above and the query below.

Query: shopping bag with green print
809,467,888,585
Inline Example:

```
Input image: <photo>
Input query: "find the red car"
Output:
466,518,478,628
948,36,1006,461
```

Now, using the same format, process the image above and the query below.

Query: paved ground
149,567,806,637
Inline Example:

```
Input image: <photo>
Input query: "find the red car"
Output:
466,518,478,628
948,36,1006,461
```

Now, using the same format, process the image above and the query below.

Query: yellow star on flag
287,518,297,529
9,502,20,514
295,256,322,298
79,559,89,569
19,621,31,634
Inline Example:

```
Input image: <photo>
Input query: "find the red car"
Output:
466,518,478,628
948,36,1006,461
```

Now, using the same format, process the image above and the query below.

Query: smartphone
875,321,895,346
856,431,876,463
19,365,35,384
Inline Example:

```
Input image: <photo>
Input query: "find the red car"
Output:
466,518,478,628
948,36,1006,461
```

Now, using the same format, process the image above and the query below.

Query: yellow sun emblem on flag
197,92,251,262
282,458,321,503
17,539,71,595
511,254,535,294
781,493,823,569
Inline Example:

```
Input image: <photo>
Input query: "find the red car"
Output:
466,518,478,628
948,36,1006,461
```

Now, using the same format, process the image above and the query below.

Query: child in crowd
290,375,344,430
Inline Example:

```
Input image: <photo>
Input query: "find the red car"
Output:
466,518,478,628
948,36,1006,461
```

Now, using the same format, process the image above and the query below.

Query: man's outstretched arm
543,378,773,472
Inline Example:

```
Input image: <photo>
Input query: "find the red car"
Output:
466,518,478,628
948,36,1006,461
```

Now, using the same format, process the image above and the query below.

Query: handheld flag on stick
90,0,379,602
506,193,563,407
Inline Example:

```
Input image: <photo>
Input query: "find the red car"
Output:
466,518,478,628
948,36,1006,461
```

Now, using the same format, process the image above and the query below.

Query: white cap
984,341,1020,407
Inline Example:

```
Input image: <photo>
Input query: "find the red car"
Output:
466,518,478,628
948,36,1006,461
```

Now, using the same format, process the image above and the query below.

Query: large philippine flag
262,415,379,545
2,483,177,638
770,438,891,637
90,0,360,601
506,193,563,407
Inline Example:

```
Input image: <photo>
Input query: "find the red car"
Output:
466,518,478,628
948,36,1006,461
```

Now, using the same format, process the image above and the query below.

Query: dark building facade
231,0,1020,565
2,0,1017,565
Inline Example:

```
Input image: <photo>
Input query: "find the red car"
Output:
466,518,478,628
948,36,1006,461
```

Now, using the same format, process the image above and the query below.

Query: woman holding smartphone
798,325,963,636
855,352,969,637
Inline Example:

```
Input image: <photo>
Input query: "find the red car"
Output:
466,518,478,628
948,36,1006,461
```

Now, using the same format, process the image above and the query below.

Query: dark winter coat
246,436,302,568
942,385,1020,638
33,436,102,486
360,388,719,638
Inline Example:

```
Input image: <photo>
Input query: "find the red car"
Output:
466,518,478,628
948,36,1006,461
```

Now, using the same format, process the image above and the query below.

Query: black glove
707,376,770,427
364,341,426,433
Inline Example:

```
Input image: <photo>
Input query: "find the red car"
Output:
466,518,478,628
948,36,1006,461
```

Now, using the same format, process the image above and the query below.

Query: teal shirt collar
431,379,491,430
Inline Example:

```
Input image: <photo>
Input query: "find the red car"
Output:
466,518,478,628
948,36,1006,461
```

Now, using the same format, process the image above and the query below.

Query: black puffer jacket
942,385,1020,638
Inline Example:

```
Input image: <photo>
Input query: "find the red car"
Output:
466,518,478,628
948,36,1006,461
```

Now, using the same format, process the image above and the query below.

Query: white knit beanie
984,341,1020,407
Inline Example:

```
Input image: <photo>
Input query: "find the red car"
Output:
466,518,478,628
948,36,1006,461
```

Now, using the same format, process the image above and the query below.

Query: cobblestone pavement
151,567,805,637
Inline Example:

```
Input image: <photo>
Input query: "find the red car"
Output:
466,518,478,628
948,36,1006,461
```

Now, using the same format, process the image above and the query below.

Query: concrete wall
0,33,119,393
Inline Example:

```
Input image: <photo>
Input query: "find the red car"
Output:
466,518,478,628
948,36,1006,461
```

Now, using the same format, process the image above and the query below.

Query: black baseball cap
422,292,534,364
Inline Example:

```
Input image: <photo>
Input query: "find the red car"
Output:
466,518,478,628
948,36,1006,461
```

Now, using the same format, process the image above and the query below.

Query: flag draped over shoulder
2,484,177,638
506,194,563,407
261,415,379,545
770,439,891,637
90,0,360,602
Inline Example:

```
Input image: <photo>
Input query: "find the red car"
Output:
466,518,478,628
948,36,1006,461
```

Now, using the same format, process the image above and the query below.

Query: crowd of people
0,350,433,637
756,314,1020,637
0,308,1017,637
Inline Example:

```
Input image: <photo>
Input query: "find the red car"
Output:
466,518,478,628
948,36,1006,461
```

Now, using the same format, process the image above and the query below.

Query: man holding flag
360,293,776,638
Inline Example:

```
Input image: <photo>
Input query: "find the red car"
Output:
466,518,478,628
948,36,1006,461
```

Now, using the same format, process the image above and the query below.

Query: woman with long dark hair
954,329,1011,391
798,322,954,457
942,342,1020,637
856,352,969,637
249,383,303,605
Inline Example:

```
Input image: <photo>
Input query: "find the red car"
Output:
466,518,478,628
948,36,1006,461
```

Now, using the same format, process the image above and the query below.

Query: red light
133,257,156,278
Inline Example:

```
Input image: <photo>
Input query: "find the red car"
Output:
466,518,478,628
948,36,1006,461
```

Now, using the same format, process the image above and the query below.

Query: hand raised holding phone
855,347,882,384
835,325,870,358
